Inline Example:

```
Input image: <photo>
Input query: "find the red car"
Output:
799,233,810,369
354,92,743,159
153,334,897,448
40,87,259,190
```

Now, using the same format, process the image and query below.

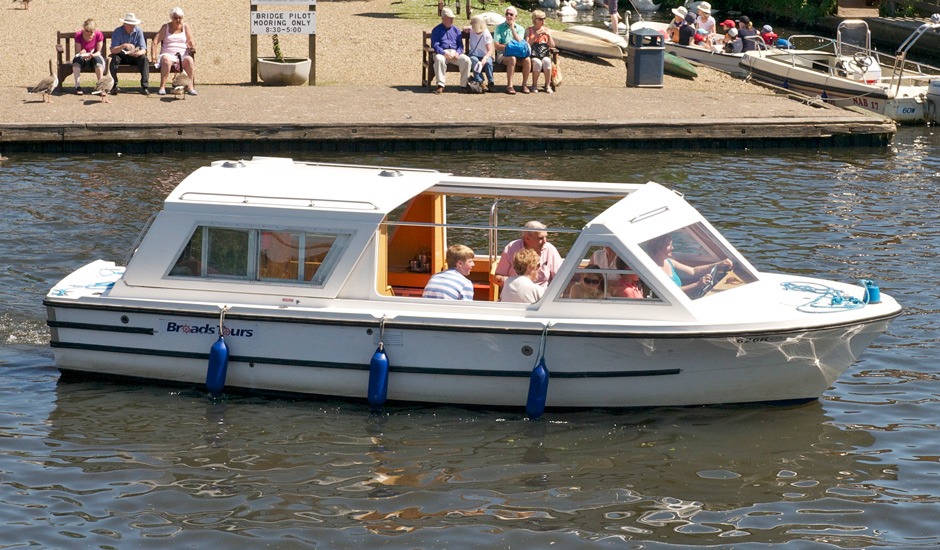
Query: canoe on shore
565,25,628,50
554,31,624,60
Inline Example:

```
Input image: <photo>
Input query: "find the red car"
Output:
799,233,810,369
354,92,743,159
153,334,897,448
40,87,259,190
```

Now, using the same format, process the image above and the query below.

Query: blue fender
206,336,229,397
526,358,550,420
368,346,390,409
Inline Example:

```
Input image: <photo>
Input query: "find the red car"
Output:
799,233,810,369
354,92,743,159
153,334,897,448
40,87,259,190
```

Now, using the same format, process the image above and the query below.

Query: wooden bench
421,30,559,90
55,30,182,91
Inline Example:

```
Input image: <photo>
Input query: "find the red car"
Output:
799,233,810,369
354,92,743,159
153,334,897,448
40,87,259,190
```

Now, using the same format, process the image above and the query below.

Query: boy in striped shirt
422,244,476,300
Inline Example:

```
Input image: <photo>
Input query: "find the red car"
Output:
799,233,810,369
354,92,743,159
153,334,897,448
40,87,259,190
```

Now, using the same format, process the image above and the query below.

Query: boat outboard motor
928,79,940,124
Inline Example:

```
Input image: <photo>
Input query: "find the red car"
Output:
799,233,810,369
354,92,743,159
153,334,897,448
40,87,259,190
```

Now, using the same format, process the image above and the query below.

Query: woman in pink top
71,19,105,95
152,7,197,95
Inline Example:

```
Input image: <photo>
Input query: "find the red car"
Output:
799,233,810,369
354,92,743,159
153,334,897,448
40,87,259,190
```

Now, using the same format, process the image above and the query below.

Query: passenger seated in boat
760,25,778,46
610,258,643,299
422,244,476,300
666,6,687,42
695,2,716,35
737,16,760,52
500,248,544,303
722,28,743,54
569,263,606,299
493,220,562,289
645,234,732,298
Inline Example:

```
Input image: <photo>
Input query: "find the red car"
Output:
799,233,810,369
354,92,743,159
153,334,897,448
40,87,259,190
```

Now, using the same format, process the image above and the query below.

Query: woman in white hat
696,2,716,35
152,7,197,96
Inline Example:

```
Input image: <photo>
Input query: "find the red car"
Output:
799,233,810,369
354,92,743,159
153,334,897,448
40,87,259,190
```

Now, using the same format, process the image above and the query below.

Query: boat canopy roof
164,157,446,220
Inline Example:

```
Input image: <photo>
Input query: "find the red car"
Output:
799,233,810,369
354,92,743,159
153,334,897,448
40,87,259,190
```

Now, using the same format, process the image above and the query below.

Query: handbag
504,39,530,58
466,80,485,94
531,42,550,59
551,65,563,88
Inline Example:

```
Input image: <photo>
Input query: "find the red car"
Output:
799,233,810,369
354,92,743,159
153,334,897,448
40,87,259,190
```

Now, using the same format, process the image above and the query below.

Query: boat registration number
852,97,880,111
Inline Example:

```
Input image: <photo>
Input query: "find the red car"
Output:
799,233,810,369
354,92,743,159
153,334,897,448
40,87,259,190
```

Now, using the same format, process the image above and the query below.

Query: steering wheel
697,264,730,299
852,52,872,72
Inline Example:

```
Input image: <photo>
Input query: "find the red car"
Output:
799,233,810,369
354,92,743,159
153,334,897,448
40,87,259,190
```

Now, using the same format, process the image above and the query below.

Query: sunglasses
536,17,545,20
583,278,601,284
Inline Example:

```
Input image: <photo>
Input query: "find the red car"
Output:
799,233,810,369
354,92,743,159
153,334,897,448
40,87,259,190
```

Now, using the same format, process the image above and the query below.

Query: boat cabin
116,158,759,318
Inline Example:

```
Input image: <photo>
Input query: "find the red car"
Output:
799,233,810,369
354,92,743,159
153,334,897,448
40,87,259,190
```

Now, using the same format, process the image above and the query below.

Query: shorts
607,0,618,15
72,55,105,69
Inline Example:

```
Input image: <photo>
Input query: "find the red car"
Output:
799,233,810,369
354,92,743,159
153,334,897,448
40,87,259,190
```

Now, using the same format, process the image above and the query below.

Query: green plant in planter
272,34,285,62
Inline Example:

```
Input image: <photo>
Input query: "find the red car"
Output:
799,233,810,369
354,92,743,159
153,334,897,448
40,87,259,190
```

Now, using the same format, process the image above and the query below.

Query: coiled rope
781,281,868,313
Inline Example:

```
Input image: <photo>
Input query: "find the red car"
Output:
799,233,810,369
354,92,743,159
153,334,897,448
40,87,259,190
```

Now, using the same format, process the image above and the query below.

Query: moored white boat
739,18,940,124
45,158,902,412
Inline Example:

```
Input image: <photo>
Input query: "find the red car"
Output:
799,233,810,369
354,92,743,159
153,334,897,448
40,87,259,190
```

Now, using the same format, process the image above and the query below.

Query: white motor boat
740,17,940,124
45,158,901,413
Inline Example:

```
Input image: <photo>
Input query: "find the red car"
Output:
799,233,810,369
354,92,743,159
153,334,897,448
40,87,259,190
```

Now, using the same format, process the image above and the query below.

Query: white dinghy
45,158,901,415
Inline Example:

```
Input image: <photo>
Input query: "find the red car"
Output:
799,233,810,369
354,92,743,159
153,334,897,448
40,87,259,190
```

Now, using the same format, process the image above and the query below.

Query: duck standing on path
171,52,193,99
92,74,115,103
29,60,58,103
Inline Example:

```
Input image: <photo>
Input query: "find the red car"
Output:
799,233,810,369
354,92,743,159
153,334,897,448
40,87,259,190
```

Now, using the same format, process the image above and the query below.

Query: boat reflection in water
39,380,892,543
45,158,901,412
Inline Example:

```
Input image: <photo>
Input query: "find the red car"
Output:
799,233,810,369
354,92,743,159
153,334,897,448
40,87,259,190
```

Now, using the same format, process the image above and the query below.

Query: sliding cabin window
558,244,662,302
169,226,350,286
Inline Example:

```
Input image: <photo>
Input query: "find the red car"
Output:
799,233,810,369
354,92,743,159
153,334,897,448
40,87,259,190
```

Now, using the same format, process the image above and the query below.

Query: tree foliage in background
656,0,838,25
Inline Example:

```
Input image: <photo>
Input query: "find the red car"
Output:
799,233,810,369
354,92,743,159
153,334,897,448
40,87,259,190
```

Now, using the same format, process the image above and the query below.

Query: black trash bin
626,28,664,88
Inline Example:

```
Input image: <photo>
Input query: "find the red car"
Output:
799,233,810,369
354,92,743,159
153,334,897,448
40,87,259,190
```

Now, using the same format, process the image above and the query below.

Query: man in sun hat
109,13,149,95
696,2,716,35
430,7,471,94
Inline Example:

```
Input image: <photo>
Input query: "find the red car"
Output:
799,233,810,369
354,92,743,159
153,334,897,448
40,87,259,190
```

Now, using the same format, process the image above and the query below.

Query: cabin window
170,226,350,286
558,244,661,302
640,223,757,299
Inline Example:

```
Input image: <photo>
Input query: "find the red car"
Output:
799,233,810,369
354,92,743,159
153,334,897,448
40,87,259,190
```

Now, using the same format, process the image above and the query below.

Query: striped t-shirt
422,269,474,300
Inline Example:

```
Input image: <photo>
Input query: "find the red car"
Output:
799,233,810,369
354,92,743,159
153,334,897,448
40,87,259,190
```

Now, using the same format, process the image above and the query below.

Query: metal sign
251,0,315,5
251,11,316,35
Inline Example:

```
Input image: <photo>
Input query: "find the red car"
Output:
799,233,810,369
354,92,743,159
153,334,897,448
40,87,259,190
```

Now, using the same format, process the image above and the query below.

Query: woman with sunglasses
152,7,197,96
525,10,555,93
569,264,606,299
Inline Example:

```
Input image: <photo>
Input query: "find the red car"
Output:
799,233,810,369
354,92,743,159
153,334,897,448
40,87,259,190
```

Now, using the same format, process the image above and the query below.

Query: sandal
75,88,83,95
521,87,530,94
531,86,538,94
545,85,553,94
506,87,516,95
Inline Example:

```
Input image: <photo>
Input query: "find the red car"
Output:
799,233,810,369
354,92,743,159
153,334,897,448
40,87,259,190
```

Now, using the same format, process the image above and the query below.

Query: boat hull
47,299,896,408
740,51,936,123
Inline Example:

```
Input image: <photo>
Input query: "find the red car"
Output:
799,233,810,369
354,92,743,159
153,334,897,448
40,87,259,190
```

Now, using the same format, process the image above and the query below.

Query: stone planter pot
257,58,312,86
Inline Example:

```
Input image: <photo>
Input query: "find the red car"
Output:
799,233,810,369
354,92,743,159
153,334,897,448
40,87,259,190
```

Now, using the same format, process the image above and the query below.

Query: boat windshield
640,222,757,299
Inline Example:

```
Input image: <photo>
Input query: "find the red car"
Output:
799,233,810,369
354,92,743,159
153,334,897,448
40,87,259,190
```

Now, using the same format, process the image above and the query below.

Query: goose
29,60,58,103
171,53,193,99
91,74,114,103
559,1,578,17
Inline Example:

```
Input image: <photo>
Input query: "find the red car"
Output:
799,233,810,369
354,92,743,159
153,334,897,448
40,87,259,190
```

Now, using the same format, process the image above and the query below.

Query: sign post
250,0,317,85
